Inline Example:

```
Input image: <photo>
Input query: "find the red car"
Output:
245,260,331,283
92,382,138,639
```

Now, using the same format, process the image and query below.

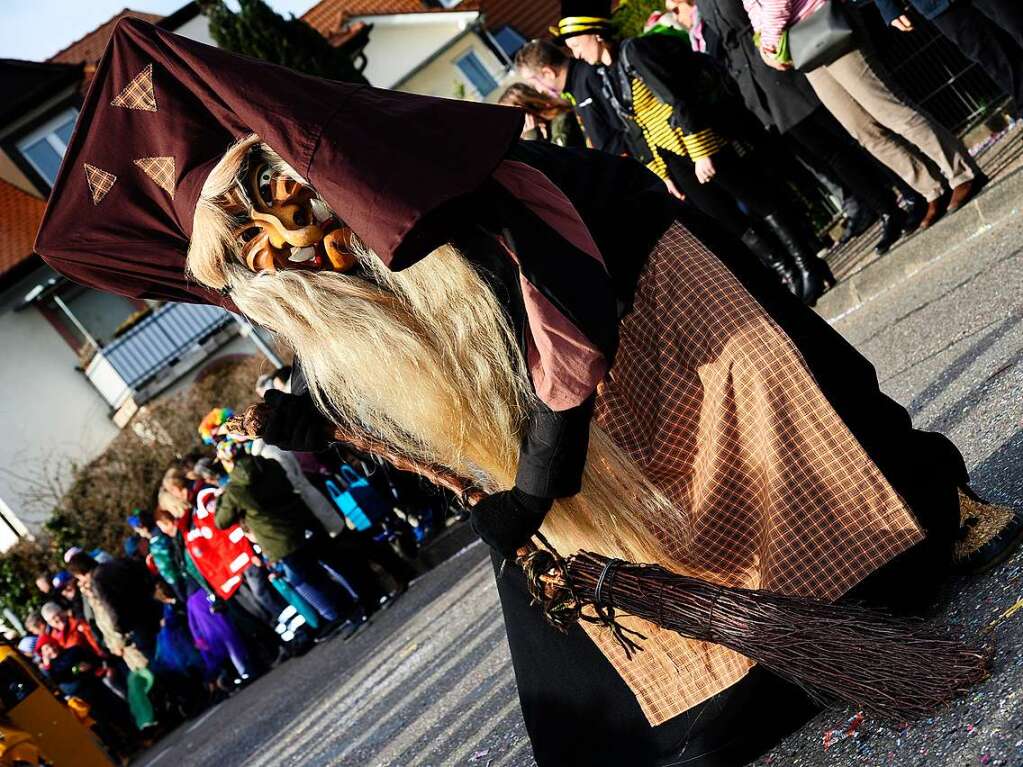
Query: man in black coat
514,39,628,155
90,556,162,659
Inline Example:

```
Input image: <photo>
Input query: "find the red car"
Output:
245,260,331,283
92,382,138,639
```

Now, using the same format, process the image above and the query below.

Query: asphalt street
134,203,1023,767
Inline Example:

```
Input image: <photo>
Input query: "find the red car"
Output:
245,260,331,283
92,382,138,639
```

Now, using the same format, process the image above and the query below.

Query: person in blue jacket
875,0,1022,118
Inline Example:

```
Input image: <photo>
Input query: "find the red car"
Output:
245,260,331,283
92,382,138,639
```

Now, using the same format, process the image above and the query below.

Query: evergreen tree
612,0,670,39
199,0,368,84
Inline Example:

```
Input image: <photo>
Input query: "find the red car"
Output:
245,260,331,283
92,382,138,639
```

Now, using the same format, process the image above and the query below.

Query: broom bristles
522,548,991,722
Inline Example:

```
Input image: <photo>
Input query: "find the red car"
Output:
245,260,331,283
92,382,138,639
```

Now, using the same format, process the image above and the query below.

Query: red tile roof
303,0,480,37
0,181,46,277
48,9,162,66
481,0,560,40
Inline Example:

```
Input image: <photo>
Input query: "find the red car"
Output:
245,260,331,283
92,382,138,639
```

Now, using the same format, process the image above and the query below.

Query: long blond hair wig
188,135,681,569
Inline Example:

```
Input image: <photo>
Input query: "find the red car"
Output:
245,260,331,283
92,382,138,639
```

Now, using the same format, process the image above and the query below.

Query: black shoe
874,209,905,256
378,591,401,610
843,205,879,243
762,214,828,306
901,193,928,234
313,617,347,643
740,227,802,299
952,489,1023,575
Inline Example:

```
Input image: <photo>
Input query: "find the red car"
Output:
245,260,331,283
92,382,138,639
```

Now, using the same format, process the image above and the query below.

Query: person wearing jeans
213,444,361,628
278,543,352,622
875,0,1023,118
746,0,982,229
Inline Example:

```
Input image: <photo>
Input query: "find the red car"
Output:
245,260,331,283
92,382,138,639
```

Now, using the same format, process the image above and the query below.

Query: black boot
740,228,802,299
840,200,879,245
901,191,928,234
874,208,905,256
762,213,832,306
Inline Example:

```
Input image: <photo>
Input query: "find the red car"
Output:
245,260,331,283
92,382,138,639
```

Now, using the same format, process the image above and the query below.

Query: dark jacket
613,34,731,136
563,59,627,155
696,0,820,133
215,454,317,561
874,0,951,23
90,557,161,639
474,141,678,498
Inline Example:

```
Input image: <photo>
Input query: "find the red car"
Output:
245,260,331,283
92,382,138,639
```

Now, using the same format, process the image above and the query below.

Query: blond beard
189,135,681,571
228,243,534,491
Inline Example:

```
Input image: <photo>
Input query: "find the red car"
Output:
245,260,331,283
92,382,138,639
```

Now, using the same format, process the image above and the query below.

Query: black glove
262,390,333,452
470,488,553,559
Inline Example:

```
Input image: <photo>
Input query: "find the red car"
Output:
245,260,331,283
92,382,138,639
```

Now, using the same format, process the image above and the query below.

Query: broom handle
231,402,488,505
327,423,488,505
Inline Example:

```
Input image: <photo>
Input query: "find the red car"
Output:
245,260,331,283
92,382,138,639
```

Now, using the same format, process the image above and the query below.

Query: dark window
492,25,528,58
0,657,38,709
16,107,78,186
455,50,498,97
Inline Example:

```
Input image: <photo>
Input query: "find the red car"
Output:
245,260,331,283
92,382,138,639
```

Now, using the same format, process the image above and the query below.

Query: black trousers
312,533,389,606
786,107,901,215
931,0,1023,116
663,148,786,239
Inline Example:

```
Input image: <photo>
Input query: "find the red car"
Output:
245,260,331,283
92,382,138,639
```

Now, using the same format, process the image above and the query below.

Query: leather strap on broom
231,402,991,721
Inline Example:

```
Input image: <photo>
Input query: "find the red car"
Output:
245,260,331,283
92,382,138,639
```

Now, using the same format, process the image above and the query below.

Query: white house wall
170,13,218,47
0,268,119,533
397,31,511,102
356,14,474,89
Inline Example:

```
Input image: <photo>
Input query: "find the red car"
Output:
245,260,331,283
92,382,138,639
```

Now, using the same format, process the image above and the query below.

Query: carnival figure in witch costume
35,19,1023,767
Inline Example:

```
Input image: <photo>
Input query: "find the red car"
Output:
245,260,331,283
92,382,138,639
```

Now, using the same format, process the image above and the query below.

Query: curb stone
816,165,1023,323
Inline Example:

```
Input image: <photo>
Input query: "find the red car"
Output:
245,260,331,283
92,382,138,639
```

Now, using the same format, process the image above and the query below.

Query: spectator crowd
15,367,455,760
505,0,1022,305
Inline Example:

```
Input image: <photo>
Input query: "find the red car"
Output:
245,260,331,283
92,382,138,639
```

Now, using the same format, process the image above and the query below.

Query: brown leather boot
948,174,988,212
918,198,945,230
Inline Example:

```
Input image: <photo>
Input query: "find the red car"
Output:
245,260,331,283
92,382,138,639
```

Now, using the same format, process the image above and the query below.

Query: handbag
788,1,857,72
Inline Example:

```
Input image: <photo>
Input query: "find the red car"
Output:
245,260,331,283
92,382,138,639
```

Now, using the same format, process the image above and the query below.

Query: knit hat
40,602,64,622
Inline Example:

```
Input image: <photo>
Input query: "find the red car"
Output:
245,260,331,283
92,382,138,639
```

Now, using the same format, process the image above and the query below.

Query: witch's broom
232,404,992,721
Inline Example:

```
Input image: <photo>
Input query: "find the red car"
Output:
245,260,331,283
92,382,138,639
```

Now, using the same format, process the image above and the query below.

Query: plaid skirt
587,222,926,725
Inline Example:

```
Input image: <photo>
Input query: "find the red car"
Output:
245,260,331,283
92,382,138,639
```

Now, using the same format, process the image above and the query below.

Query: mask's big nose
250,211,324,248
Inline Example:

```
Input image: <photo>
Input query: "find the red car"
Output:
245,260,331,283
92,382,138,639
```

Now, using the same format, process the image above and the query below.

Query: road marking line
143,747,172,766
187,704,221,733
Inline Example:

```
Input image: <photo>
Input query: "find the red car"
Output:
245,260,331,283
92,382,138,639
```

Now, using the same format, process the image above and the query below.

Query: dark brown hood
34,17,523,306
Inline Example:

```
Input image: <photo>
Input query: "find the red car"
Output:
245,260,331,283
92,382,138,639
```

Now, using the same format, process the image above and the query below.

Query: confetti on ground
822,712,865,751
986,596,1023,632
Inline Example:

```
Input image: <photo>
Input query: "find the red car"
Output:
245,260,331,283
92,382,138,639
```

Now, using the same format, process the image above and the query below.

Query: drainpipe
51,294,101,351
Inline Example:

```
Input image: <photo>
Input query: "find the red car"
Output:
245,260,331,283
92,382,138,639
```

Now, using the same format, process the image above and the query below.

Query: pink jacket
744,0,825,51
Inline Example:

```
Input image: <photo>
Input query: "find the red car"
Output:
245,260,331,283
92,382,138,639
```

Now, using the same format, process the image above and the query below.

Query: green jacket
214,454,316,561
148,531,186,598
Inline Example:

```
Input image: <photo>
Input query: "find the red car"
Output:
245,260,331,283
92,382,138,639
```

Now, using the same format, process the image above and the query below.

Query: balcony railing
85,302,236,409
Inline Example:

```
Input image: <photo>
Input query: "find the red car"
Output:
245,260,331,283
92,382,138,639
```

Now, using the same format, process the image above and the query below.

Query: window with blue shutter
455,50,498,98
